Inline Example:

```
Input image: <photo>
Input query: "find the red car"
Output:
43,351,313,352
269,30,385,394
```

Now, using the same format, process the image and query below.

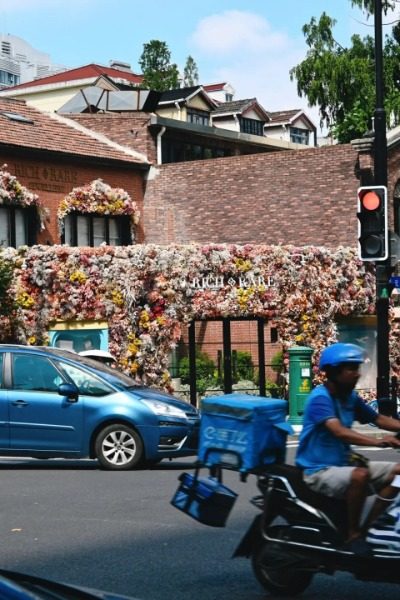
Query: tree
139,40,180,91
289,8,400,143
183,55,199,87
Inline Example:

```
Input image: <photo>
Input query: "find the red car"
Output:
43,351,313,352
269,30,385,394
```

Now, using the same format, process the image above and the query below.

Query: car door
8,352,83,452
0,351,9,449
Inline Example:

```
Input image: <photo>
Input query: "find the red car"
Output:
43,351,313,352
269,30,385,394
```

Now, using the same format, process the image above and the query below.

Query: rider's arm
375,413,400,434
324,417,394,447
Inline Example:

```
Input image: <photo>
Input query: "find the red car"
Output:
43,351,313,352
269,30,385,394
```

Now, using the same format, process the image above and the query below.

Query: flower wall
0,164,48,229
58,178,140,238
1,242,389,391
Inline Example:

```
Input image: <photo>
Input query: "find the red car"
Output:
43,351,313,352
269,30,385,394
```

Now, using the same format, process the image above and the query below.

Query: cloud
190,10,322,129
191,10,289,56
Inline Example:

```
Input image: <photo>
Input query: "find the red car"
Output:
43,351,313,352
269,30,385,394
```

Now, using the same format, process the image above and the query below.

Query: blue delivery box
198,394,293,472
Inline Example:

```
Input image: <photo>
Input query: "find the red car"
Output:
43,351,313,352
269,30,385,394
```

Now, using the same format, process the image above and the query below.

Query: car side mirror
58,382,79,402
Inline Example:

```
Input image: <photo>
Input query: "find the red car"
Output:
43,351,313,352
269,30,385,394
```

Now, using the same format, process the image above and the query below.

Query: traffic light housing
357,185,388,261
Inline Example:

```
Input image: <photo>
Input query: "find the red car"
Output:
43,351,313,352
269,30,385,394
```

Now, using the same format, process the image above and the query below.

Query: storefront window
63,214,131,246
337,317,377,392
0,206,34,248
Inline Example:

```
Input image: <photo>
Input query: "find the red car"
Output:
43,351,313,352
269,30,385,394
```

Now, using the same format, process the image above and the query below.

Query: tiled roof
203,82,227,92
212,98,270,121
265,109,316,130
0,97,148,165
4,63,143,91
266,109,302,124
159,86,202,102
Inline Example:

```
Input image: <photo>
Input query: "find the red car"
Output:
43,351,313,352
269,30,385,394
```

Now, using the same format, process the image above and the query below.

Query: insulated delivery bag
198,394,293,473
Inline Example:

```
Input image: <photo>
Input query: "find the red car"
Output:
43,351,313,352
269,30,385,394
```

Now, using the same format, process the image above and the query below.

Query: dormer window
187,109,210,126
239,117,264,137
290,127,309,145
225,93,233,102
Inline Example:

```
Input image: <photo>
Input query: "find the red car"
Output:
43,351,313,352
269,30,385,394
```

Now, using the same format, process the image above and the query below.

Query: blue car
0,345,199,470
0,567,141,599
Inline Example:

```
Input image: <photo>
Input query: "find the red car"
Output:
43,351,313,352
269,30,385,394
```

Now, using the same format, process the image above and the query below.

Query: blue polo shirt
295,384,377,475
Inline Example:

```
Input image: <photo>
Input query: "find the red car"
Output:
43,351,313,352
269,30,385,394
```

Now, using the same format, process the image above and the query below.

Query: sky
0,0,396,132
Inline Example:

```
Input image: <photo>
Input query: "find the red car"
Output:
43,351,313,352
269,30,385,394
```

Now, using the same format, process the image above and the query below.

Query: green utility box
288,346,313,425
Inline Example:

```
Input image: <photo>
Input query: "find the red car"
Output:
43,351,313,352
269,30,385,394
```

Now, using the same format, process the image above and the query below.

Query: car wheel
95,424,144,470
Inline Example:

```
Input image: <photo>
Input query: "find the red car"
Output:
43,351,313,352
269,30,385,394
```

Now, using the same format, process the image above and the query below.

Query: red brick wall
1,154,146,243
142,144,360,247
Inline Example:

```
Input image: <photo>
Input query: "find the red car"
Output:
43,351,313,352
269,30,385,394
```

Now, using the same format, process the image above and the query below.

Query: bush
178,350,216,384
232,350,255,383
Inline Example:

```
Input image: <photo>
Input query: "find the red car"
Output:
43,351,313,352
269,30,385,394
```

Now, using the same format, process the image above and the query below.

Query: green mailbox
288,346,313,425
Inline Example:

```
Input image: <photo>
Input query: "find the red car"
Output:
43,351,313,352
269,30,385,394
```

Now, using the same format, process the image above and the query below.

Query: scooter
233,463,400,596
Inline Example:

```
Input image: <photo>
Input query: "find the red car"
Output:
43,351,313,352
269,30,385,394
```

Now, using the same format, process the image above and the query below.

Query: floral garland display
1,242,392,393
58,179,140,236
0,164,47,230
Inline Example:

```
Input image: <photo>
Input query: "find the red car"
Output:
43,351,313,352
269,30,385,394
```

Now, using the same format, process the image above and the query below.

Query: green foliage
139,40,180,91
350,0,395,14
271,350,284,373
183,55,199,87
179,350,216,382
232,350,255,382
290,8,400,142
0,257,15,316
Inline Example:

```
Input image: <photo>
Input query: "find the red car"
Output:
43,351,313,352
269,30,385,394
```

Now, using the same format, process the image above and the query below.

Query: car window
57,361,113,396
12,354,63,392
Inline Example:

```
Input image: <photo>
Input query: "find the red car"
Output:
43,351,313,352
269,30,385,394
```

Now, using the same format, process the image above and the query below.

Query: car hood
128,387,198,415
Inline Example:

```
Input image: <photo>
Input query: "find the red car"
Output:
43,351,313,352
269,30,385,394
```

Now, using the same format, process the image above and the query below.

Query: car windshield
42,347,139,390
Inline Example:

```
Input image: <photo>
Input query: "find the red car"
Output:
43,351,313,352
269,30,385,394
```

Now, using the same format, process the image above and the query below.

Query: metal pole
374,0,395,416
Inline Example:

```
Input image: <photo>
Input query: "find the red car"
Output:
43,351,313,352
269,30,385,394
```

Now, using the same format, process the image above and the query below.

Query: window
290,127,309,145
239,117,264,137
0,352,3,387
337,317,377,392
0,205,35,248
187,109,210,126
12,354,64,392
225,93,233,102
57,362,113,396
63,214,131,247
161,137,233,163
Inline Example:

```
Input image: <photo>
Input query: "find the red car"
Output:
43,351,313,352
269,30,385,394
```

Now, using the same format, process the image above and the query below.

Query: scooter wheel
251,542,313,596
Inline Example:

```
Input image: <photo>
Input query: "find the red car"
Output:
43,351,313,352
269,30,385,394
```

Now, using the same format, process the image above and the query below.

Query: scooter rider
296,342,400,553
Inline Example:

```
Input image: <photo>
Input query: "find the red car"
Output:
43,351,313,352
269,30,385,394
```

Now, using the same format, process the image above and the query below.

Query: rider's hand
378,435,400,448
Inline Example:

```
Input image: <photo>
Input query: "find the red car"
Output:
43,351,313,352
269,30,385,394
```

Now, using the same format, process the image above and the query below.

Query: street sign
389,276,400,288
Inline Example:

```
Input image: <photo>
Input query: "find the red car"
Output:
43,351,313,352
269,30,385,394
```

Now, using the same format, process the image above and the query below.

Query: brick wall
69,114,156,164
1,154,145,243
143,143,360,247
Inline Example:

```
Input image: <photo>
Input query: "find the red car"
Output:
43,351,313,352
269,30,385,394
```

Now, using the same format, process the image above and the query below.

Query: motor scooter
233,463,400,596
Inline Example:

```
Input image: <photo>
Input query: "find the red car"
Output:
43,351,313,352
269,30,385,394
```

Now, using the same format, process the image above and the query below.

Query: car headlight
142,400,187,419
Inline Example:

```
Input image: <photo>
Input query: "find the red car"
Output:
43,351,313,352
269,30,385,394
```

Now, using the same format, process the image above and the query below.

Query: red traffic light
357,185,388,261
360,190,381,211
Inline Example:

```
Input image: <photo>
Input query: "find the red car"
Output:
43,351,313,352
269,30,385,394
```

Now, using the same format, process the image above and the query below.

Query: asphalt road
0,445,398,600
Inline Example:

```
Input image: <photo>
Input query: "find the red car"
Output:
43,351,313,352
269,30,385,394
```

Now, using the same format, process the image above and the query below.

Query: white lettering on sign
181,275,275,291
203,426,248,445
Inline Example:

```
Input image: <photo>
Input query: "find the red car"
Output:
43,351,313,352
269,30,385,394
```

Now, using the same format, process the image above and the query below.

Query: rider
295,342,400,552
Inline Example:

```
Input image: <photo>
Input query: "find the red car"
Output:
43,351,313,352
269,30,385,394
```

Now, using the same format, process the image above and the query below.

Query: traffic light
357,185,388,261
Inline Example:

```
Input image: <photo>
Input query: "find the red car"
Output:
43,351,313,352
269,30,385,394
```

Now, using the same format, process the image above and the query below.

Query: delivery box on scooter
198,394,293,473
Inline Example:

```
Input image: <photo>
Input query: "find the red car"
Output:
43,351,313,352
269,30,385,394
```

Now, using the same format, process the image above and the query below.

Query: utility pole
373,0,396,416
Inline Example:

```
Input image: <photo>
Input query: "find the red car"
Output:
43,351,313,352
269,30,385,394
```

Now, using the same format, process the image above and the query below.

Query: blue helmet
319,343,364,370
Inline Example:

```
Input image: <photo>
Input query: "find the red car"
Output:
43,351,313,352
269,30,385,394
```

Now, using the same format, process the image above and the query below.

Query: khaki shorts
303,461,396,499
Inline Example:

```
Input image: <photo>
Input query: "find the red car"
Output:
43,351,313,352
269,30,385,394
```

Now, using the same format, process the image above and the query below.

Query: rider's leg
362,463,400,531
345,467,370,541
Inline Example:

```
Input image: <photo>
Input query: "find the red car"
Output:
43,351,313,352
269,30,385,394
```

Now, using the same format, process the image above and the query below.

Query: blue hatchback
0,345,199,470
